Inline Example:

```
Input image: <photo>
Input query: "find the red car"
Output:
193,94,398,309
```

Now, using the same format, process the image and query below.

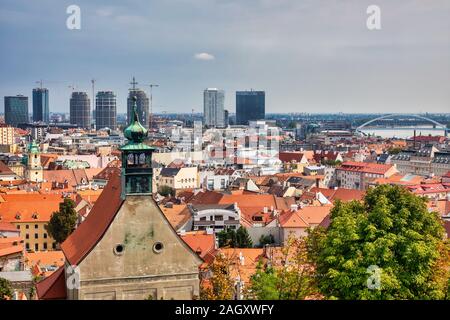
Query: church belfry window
120,96,155,198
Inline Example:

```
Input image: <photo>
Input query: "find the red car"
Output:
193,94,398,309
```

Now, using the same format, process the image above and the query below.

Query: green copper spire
28,140,39,154
124,96,148,143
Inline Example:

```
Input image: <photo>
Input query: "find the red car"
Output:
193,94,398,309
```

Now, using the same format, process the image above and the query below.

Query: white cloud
194,52,215,61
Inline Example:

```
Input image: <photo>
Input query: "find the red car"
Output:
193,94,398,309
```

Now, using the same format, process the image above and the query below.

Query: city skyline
0,0,448,114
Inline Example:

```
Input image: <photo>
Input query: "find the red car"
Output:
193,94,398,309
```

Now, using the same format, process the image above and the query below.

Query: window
153,242,164,253
16,225,20,230
114,244,125,256
35,224,38,229
43,233,47,239
43,243,47,250
26,225,29,229
26,243,30,250
34,243,38,251
25,234,29,239
34,233,38,239
214,215,223,221
52,242,57,249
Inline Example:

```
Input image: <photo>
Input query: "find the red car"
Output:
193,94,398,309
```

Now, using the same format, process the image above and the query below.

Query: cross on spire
130,76,138,90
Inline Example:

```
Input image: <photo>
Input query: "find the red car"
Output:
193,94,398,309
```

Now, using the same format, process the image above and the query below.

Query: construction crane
68,84,77,92
144,84,159,130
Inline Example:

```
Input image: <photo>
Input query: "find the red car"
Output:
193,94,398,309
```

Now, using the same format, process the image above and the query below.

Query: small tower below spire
120,96,155,198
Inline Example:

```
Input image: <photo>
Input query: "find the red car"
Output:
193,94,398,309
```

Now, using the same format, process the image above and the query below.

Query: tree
259,234,275,247
387,147,403,155
46,198,78,244
309,184,449,300
217,229,236,248
218,227,253,248
247,236,316,300
158,185,175,197
0,277,13,300
200,253,235,300
236,227,253,248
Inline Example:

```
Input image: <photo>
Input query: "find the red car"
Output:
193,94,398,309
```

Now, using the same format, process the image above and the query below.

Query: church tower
26,140,43,182
120,96,155,198
37,97,202,300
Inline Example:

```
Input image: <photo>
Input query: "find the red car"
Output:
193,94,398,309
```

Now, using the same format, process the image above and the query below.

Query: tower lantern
120,96,155,198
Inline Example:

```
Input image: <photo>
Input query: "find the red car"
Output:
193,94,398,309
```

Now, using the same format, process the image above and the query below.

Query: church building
36,98,202,300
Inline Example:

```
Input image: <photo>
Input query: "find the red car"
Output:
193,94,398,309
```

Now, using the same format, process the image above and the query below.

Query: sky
0,0,449,114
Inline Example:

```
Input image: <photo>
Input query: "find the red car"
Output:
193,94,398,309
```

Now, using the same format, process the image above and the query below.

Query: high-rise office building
4,95,29,127
95,91,117,130
32,88,49,123
127,90,149,129
236,90,265,125
70,91,91,129
203,88,225,128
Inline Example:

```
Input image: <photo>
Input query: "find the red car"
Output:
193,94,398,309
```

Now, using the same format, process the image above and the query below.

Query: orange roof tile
181,231,216,262
160,204,191,230
24,250,65,269
0,194,64,223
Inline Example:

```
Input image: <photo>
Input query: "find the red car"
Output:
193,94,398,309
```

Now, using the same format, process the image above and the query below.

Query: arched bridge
356,114,448,136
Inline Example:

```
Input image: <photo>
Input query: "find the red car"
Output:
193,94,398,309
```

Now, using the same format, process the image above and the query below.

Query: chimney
263,207,268,214
239,252,245,266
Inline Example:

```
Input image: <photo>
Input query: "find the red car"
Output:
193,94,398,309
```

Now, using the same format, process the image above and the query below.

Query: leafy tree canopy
0,277,13,300
45,198,78,244
309,184,449,300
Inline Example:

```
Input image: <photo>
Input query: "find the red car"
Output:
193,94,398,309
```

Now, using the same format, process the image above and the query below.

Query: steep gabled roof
60,172,124,266
35,267,67,300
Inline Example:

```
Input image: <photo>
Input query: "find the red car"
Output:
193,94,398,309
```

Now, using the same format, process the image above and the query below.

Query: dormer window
15,213,21,220
32,213,39,220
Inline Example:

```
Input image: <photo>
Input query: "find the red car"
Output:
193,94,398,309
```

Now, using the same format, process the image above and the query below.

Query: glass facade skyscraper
203,88,225,128
4,95,29,127
236,90,265,125
95,91,117,130
70,91,91,129
32,88,49,123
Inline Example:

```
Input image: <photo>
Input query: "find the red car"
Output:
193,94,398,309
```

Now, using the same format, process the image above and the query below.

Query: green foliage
259,234,275,247
0,277,13,300
218,227,253,248
310,184,449,300
387,147,403,155
236,227,253,248
322,159,342,167
158,185,175,197
45,198,78,244
200,254,235,300
247,237,316,300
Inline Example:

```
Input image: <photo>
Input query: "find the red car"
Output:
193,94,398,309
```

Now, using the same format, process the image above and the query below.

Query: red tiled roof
278,152,305,163
0,194,64,223
0,161,15,176
309,187,365,202
278,211,309,228
407,183,449,195
61,172,124,266
0,244,23,257
0,222,18,232
413,135,445,143
181,232,216,262
36,267,67,300
338,161,394,175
